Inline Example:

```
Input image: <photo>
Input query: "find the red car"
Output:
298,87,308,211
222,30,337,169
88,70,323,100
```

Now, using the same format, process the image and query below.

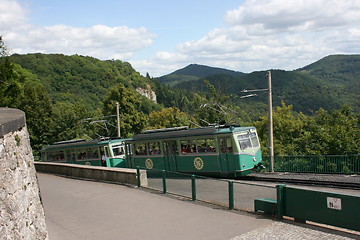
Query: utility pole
116,102,121,138
268,71,274,172
240,71,275,172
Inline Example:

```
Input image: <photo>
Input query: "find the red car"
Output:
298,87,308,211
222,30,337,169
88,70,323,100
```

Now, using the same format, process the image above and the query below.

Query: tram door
219,137,232,173
163,141,178,171
125,143,134,168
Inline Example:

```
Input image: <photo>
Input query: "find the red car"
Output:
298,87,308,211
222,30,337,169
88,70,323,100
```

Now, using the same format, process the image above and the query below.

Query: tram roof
130,126,256,141
41,137,126,151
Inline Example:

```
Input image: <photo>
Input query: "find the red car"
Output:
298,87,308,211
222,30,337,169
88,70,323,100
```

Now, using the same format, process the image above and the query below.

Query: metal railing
136,167,276,211
262,155,360,174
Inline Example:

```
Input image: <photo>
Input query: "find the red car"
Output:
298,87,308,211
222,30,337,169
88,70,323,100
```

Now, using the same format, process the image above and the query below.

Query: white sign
327,197,342,210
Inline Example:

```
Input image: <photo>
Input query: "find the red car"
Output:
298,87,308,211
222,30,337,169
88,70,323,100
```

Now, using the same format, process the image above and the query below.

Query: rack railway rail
241,172,360,190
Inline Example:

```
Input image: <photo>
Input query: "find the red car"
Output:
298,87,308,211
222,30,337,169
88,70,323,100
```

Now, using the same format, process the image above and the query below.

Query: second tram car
125,125,262,177
41,138,126,167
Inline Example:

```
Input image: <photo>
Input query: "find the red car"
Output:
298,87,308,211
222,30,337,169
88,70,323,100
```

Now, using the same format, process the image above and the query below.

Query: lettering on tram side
145,159,153,169
327,197,342,210
194,157,204,170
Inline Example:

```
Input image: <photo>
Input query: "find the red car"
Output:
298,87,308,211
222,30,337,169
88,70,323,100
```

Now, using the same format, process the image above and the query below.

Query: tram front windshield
237,131,259,151
112,145,125,157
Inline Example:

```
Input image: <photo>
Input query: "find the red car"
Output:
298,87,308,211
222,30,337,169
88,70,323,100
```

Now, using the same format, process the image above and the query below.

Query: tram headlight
253,157,257,162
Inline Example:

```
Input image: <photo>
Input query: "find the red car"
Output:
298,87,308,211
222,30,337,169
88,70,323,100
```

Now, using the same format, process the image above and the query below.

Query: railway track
240,174,360,190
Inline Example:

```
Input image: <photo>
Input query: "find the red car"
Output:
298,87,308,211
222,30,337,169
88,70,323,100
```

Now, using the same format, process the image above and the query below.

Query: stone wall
0,108,48,240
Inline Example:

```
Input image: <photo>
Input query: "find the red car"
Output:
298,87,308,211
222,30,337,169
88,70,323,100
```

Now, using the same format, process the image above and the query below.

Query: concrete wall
35,162,148,187
0,108,48,240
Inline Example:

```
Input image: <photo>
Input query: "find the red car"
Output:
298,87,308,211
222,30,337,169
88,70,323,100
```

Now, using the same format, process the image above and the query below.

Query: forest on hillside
1,37,359,156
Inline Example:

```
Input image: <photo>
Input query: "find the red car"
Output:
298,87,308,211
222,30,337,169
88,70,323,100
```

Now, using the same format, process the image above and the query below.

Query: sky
1,0,360,77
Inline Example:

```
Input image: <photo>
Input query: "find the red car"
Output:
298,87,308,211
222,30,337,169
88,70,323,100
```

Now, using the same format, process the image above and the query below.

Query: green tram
125,125,263,177
40,138,126,167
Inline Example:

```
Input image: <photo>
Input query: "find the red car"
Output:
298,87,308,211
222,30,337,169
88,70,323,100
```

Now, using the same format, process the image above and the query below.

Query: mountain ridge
159,55,360,114
158,63,244,86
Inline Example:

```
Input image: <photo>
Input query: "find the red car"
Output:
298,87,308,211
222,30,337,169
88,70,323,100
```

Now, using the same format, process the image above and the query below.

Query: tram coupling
253,162,266,172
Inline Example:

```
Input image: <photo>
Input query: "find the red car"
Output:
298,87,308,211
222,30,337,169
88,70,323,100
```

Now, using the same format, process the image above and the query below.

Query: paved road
37,173,359,240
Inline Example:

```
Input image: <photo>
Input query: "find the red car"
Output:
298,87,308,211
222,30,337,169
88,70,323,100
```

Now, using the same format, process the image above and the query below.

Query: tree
50,101,97,142
0,36,8,57
103,83,147,137
323,105,360,154
0,38,54,151
191,80,232,126
0,37,23,107
255,102,360,156
255,101,308,155
19,79,53,151
147,107,190,129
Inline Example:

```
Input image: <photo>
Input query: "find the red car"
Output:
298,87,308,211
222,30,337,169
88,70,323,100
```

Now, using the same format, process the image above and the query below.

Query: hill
9,53,359,116
9,53,155,109
158,64,244,86
297,54,360,93
161,55,360,114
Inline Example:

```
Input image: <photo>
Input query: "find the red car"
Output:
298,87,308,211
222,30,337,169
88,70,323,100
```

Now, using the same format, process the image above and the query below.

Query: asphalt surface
37,173,359,240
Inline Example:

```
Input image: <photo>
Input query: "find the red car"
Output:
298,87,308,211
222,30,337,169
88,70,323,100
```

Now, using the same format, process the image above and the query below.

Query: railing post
276,184,285,219
136,166,141,187
191,175,196,201
228,181,234,210
162,170,167,194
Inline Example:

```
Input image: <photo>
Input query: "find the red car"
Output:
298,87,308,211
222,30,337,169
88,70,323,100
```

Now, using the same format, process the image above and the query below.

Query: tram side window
84,148,98,159
197,138,216,153
78,149,88,160
164,141,178,155
180,140,196,154
220,137,233,153
135,143,148,155
237,134,252,151
149,142,161,155
48,153,55,162
250,132,259,148
180,138,216,154
71,152,76,161
227,138,233,152
56,151,65,161
92,148,99,158
48,151,65,161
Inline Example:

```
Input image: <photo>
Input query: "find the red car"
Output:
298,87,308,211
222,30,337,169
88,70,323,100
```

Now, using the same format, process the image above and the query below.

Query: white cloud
1,0,360,77
0,0,27,31
1,0,156,60
164,0,360,75
130,51,190,77
224,0,360,32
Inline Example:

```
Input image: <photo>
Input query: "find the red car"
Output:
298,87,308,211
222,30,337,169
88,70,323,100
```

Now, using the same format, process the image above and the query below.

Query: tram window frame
180,138,216,155
70,151,76,161
180,140,196,154
66,151,76,161
148,142,161,155
134,143,148,155
56,151,65,161
77,149,86,160
196,138,216,154
125,143,133,156
220,137,233,153
112,144,125,157
84,147,98,160
48,152,54,161
237,133,252,151
164,141,179,155
250,132,260,148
